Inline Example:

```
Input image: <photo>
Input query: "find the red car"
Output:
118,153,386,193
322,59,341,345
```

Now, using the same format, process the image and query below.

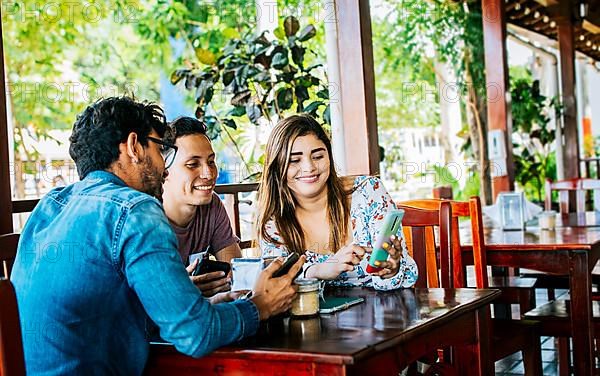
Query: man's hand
307,244,365,280
371,235,403,279
186,259,231,297
208,290,249,304
251,256,305,320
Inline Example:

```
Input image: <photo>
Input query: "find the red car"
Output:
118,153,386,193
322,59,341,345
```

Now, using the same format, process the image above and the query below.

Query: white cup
231,258,262,291
539,210,557,230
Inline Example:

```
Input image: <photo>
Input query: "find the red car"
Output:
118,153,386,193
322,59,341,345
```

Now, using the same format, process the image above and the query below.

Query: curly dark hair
164,116,208,145
69,97,167,179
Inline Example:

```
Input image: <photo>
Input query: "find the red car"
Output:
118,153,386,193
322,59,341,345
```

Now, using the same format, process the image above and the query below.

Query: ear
125,132,144,163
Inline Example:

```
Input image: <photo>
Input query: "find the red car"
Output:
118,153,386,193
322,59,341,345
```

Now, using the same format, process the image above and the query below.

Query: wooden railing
11,182,260,248
580,157,600,179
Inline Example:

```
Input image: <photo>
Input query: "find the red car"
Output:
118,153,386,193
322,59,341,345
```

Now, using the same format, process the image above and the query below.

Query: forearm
215,243,242,263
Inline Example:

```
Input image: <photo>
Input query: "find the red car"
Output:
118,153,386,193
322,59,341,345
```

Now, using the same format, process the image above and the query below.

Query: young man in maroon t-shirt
162,117,242,299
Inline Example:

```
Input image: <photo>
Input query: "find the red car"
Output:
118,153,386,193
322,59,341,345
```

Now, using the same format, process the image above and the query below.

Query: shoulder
352,175,386,196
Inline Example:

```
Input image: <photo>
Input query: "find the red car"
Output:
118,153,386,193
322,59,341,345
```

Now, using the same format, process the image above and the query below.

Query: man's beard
140,156,165,201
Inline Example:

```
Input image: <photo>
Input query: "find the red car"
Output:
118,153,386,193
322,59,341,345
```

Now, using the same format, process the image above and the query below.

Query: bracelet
237,290,254,300
303,264,317,278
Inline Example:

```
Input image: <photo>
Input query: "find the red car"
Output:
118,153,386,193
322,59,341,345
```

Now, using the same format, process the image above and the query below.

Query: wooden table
463,226,600,376
145,288,499,376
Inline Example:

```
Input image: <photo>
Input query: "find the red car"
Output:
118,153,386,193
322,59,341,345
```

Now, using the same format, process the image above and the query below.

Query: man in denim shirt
11,97,303,375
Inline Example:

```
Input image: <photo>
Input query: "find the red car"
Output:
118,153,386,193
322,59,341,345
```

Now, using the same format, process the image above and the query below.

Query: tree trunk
465,61,492,205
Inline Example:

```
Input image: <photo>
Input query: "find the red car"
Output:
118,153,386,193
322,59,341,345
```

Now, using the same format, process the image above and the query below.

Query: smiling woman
256,114,418,290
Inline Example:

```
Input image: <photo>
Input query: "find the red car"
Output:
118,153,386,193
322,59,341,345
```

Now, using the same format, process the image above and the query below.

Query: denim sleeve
117,199,259,357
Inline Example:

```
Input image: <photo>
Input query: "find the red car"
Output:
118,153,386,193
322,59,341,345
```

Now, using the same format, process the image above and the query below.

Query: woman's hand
371,235,403,279
307,244,366,280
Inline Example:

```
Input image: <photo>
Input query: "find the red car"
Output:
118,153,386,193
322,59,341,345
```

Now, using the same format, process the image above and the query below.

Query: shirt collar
85,170,128,187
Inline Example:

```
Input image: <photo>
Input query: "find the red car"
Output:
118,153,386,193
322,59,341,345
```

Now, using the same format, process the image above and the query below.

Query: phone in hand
366,209,405,273
272,253,302,279
192,258,231,277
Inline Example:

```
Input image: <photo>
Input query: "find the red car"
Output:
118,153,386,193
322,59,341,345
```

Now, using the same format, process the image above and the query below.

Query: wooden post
0,17,14,234
481,0,514,200
556,0,580,181
334,0,380,175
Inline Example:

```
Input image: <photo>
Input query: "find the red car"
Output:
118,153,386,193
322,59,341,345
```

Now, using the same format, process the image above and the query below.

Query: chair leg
558,337,570,376
548,288,556,301
518,289,536,314
522,337,542,376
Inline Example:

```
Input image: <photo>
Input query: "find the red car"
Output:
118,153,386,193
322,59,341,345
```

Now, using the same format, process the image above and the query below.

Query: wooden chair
399,197,542,376
539,179,600,301
400,199,537,314
0,278,26,376
545,178,600,214
0,234,19,279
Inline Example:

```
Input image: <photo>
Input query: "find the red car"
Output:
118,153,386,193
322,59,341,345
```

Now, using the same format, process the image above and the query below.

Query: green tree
373,0,491,203
2,1,166,197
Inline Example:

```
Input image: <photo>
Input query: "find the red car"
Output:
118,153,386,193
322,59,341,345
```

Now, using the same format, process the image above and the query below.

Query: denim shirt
11,170,259,375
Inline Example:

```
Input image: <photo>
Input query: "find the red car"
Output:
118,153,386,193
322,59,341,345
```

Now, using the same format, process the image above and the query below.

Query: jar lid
295,278,319,292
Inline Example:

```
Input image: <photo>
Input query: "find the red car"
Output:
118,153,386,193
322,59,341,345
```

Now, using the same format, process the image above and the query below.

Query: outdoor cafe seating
2,0,600,374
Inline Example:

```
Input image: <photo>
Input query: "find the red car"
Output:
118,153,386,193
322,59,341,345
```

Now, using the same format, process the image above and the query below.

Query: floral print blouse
260,176,418,290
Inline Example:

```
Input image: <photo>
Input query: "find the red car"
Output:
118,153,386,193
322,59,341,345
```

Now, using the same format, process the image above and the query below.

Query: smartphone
272,253,302,279
192,259,231,277
366,209,405,273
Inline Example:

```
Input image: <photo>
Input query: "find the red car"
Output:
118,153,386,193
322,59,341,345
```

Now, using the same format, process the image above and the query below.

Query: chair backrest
398,201,453,288
545,178,600,213
0,279,26,376
398,197,488,289
0,234,19,279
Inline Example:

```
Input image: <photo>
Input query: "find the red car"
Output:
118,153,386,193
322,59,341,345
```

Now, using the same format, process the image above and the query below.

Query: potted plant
511,78,560,203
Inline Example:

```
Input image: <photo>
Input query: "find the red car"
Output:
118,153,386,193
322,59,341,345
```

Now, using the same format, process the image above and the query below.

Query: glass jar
290,278,320,317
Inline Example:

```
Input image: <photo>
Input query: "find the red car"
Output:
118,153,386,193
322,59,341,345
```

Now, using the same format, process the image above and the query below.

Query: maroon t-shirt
170,192,239,264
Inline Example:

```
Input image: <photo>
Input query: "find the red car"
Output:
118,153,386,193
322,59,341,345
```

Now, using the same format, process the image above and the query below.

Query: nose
301,158,317,173
199,164,214,179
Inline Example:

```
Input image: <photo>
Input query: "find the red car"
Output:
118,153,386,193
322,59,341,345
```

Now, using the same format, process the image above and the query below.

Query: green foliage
425,164,480,201
511,76,559,201
170,15,329,138
2,1,164,162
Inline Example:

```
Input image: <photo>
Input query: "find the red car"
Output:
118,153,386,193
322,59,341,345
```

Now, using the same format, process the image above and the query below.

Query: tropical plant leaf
304,101,324,115
195,48,217,65
284,16,300,37
222,118,237,130
271,51,289,69
297,25,316,42
246,102,262,124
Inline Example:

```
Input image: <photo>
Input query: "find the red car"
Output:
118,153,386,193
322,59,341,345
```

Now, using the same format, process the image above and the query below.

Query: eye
289,159,300,164
185,163,199,169
208,160,216,166
313,154,325,160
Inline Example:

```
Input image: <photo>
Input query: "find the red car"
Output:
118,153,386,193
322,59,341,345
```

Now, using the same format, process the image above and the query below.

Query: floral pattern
261,176,418,290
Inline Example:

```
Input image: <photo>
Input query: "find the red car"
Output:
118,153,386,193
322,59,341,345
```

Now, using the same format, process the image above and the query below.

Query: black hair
69,96,167,179
164,116,208,145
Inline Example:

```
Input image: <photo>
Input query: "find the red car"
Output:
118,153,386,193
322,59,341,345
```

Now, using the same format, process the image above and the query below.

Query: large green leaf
291,45,305,67
294,86,309,104
222,118,237,130
284,16,300,37
271,52,289,69
297,25,316,42
231,90,251,106
246,103,262,125
276,87,294,111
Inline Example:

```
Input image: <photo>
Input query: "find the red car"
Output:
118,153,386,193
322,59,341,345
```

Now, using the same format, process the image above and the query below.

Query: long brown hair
256,114,351,254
